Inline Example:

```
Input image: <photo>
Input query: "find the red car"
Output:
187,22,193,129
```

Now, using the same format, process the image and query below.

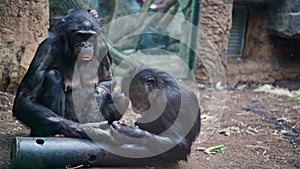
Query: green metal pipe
11,137,157,169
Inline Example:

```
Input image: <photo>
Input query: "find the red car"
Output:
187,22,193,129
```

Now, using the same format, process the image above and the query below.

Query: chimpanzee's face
58,9,101,61
128,73,156,113
68,31,97,61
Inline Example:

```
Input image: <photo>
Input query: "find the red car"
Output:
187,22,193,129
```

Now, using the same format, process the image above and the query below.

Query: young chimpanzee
13,9,128,138
112,66,201,161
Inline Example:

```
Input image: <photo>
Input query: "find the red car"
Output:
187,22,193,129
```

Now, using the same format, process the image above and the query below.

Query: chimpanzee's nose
81,42,91,48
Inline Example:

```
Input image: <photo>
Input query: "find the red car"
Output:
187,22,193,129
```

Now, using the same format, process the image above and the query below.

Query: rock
195,1,300,87
268,0,300,39
235,0,273,4
195,0,233,85
0,0,49,93
295,158,300,168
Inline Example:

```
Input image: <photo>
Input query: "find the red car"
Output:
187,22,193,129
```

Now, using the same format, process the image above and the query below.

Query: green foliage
294,94,300,100
204,145,226,154
196,144,226,154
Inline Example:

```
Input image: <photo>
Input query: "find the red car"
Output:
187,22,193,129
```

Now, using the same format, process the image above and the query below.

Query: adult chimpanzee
111,66,201,161
12,9,127,138
13,8,200,165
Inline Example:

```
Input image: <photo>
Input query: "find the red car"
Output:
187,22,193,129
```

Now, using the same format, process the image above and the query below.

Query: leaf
195,145,226,154
204,145,225,154
219,129,230,136
66,164,84,169
294,94,300,100
201,114,208,120
215,81,224,91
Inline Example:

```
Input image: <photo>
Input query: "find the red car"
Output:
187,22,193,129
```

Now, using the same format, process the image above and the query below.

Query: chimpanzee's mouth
80,55,93,61
132,104,150,114
132,106,142,114
79,48,94,61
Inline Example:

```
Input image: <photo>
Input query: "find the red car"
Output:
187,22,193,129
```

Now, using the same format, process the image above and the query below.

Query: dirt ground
0,88,299,169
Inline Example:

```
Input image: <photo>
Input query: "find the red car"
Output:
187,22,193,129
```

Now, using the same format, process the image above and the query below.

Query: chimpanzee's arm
96,50,129,124
12,41,102,138
14,95,85,138
108,122,190,161
96,81,129,125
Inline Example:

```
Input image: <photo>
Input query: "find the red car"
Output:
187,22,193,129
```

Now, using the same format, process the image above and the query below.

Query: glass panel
49,0,197,78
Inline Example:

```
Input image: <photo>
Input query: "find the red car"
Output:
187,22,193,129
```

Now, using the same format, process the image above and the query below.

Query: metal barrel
10,137,156,169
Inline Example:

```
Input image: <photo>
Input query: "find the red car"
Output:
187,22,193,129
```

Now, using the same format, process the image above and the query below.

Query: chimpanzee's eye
88,35,97,43
75,33,92,41
145,77,155,86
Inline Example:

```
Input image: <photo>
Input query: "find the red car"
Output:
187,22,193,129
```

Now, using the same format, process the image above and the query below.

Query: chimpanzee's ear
52,16,65,23
66,9,76,16
52,9,76,24
145,77,156,92
51,16,66,32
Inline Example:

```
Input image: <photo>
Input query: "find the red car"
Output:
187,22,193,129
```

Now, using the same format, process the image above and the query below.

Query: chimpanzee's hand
111,121,152,138
95,80,129,124
111,92,129,118
81,125,116,144
87,9,99,18
60,121,110,139
94,80,116,101
80,121,110,130
97,80,116,92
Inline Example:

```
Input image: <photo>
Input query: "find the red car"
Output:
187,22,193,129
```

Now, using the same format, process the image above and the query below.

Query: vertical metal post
188,0,201,70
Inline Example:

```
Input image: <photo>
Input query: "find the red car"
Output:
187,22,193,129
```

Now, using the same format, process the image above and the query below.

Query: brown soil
0,89,299,169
